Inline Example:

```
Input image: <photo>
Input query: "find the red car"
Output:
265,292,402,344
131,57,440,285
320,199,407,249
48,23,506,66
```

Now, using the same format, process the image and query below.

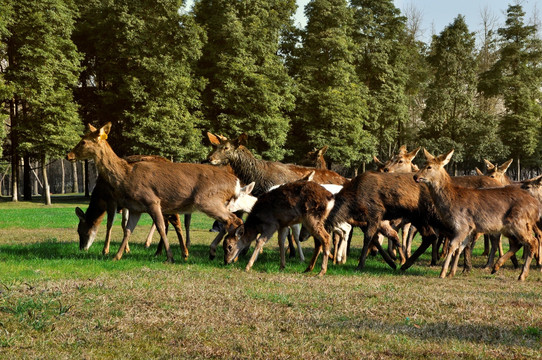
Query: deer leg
278,227,289,270
144,224,156,248
209,227,227,260
357,229,375,271
346,227,353,256
401,232,436,271
246,231,274,272
184,214,191,247
169,214,188,259
450,234,474,277
148,207,174,263
406,225,417,258
121,208,131,253
113,211,141,261
518,242,535,281
462,233,479,273
290,224,304,262
103,205,118,255
287,228,296,259
337,226,351,264
304,238,322,273
492,238,522,274
440,233,467,278
481,234,490,257
380,222,406,265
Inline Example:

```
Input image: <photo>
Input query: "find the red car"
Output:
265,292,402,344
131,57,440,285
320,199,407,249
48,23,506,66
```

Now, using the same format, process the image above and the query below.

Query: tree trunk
23,154,32,200
60,159,65,194
84,160,90,198
42,157,51,206
517,156,521,182
72,160,78,193
33,161,39,195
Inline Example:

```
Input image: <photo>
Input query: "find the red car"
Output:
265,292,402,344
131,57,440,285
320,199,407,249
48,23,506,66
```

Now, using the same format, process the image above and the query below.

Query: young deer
299,145,328,169
414,149,540,281
67,123,243,262
223,180,335,276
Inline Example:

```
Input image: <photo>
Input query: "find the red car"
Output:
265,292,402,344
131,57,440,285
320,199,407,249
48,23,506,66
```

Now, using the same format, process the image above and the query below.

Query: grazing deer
67,123,243,262
299,145,328,169
223,180,335,276
414,149,540,281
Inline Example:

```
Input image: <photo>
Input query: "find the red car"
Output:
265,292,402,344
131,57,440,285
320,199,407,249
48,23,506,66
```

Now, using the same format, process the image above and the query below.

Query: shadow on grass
322,316,541,350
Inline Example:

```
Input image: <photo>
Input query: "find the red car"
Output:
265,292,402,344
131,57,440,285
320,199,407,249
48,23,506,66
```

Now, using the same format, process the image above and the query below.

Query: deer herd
66,123,542,281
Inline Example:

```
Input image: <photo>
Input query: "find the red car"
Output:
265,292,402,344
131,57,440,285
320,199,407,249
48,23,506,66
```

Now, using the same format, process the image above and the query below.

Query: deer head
383,146,421,173
67,122,112,161
75,207,99,251
413,149,454,186
206,132,248,165
222,225,253,265
484,159,513,183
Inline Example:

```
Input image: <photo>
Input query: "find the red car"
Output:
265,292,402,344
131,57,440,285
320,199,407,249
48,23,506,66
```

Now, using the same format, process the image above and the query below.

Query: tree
351,0,410,159
3,0,82,204
0,0,12,158
480,5,542,179
419,15,503,171
194,0,296,160
291,0,373,170
74,0,206,161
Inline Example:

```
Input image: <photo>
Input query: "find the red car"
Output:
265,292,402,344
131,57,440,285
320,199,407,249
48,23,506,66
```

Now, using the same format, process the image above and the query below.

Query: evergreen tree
3,0,82,203
74,0,206,161
292,0,373,170
351,0,410,158
419,15,501,170
480,4,542,177
0,0,12,158
194,0,296,160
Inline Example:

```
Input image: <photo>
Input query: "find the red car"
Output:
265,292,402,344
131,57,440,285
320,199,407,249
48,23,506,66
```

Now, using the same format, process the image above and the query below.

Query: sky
294,0,540,43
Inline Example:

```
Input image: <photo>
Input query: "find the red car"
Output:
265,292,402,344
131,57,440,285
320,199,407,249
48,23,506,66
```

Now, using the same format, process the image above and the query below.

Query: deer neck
92,143,131,189
425,171,457,219
228,147,268,194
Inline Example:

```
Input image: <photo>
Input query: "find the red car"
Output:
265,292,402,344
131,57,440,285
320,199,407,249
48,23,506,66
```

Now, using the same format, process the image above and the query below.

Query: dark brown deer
67,123,243,262
299,145,328,169
223,180,335,276
414,149,540,281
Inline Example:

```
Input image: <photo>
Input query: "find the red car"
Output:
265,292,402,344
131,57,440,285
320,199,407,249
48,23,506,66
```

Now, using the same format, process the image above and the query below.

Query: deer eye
427,166,432,170
399,160,403,164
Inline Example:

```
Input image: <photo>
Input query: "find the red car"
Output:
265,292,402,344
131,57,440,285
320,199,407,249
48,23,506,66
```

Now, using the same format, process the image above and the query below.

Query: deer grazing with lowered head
414,149,541,281
67,123,243,262
223,179,335,276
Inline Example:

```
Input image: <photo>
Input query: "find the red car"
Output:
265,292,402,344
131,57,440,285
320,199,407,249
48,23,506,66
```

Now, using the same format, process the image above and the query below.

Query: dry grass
0,215,541,359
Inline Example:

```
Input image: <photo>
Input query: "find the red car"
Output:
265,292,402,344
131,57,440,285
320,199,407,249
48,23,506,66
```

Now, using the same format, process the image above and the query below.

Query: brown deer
414,149,541,281
75,155,192,256
223,180,335,276
299,145,328,169
67,123,243,262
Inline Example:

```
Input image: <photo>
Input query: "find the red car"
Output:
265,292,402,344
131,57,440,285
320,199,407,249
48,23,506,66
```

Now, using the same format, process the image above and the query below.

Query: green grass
0,196,541,359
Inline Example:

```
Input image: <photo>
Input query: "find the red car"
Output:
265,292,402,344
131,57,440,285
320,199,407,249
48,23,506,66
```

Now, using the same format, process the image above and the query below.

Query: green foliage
74,0,206,161
194,0,296,160
351,0,410,157
292,0,373,168
479,5,542,166
3,0,82,159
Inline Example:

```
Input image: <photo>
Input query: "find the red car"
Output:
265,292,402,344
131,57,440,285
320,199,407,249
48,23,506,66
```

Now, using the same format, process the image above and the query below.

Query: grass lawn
0,195,541,359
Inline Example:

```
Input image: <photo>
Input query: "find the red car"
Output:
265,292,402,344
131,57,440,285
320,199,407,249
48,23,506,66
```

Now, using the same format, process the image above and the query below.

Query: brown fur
206,133,347,197
299,146,328,169
223,180,334,276
67,123,243,262
414,149,540,281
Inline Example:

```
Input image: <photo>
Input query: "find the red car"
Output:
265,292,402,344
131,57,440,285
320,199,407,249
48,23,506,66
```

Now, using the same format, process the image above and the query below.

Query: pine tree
292,0,373,170
480,4,542,178
74,0,206,161
194,0,296,160
419,15,495,169
351,0,410,158
4,0,82,204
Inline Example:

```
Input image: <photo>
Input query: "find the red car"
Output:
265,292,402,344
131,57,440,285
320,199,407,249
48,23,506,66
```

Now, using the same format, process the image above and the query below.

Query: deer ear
87,123,97,133
398,145,408,155
207,132,222,146
237,133,248,146
483,159,495,170
98,123,111,140
475,167,484,176
422,148,434,161
439,149,454,166
302,171,315,182
75,207,85,221
242,182,255,195
407,146,421,160
318,145,328,156
235,225,245,238
498,159,513,173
